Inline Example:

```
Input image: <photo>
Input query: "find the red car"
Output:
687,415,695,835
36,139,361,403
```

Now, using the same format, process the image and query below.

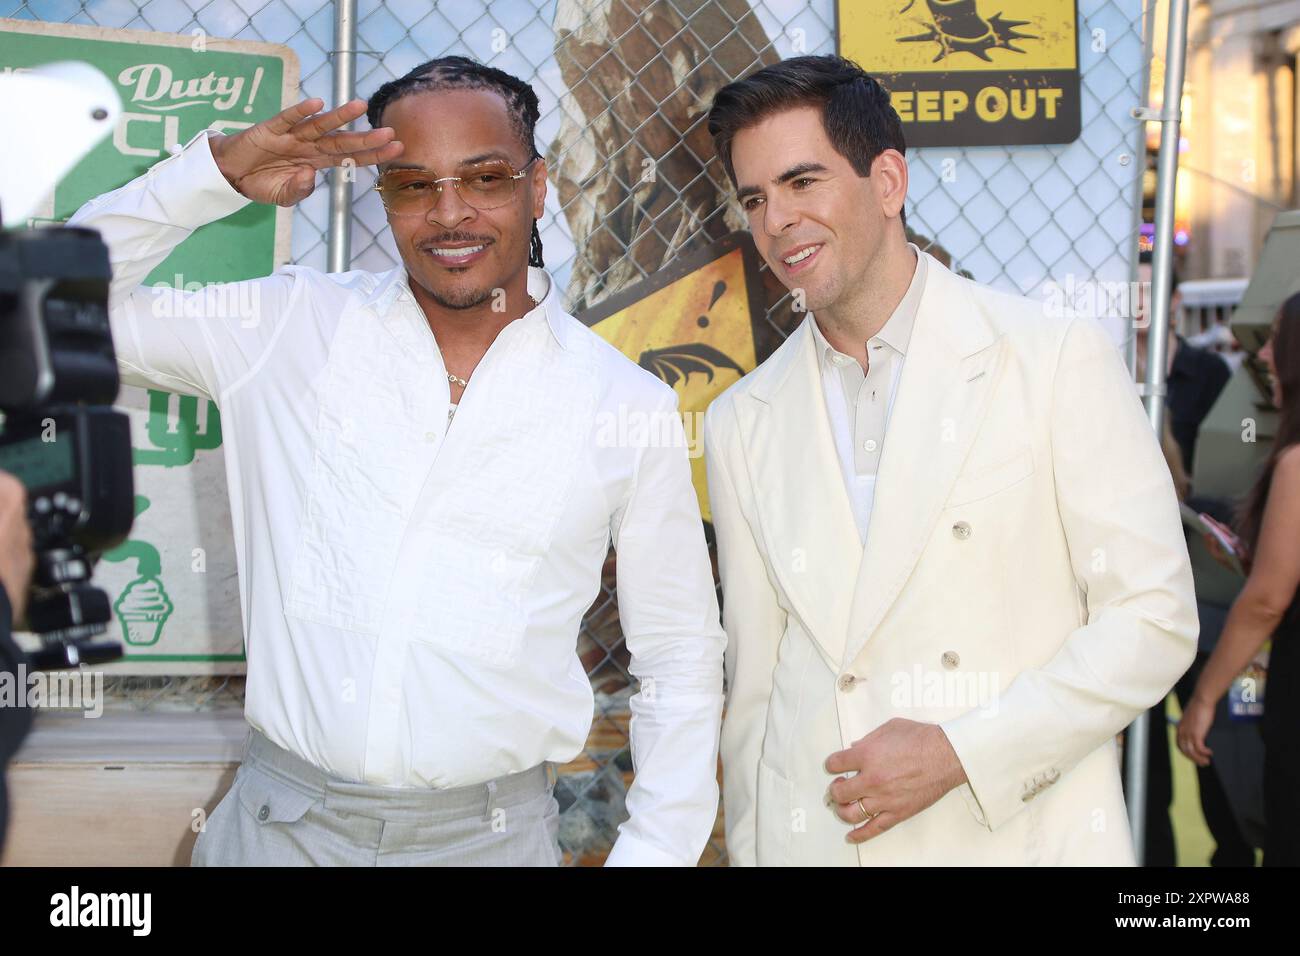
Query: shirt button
952,521,972,540
837,673,857,692
424,431,436,443
257,804,270,822
942,651,960,669
863,439,878,453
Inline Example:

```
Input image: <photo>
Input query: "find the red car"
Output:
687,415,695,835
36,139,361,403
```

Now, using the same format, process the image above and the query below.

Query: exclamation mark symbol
697,281,727,328
243,66,264,114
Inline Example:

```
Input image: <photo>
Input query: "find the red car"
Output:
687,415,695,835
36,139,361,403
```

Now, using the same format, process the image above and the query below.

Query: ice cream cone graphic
113,575,174,647
104,497,174,647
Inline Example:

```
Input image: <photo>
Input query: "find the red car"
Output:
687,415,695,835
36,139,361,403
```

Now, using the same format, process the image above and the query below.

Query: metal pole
327,0,357,273
1127,0,1162,377
1126,0,1191,865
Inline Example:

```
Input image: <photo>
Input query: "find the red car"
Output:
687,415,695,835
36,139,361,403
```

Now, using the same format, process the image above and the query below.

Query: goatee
427,284,493,310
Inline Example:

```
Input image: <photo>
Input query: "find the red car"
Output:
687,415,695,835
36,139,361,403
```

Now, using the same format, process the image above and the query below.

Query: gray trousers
192,729,562,866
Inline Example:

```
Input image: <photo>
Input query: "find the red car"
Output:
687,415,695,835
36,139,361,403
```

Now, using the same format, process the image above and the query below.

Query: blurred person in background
1189,323,1246,374
1136,250,1232,479
1132,250,1251,866
1162,419,1191,502
1137,416,1256,866
1178,292,1300,867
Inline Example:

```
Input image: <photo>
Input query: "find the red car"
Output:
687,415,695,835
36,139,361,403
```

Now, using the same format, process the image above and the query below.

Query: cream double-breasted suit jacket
703,252,1198,866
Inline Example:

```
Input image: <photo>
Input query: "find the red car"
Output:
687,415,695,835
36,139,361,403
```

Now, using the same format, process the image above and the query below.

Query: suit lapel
738,317,862,667
842,256,1006,665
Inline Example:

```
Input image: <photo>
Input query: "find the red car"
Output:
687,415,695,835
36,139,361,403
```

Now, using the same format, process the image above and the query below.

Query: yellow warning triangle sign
583,234,763,522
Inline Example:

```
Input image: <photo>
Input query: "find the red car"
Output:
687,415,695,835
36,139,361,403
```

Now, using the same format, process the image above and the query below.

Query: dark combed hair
366,55,545,268
707,55,907,228
1236,291,1300,552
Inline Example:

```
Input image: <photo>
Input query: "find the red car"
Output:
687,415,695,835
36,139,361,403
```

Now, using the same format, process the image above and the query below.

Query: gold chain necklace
445,294,537,390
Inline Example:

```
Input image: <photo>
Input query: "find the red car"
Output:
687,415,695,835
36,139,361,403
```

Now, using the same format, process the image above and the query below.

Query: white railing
1178,277,1249,338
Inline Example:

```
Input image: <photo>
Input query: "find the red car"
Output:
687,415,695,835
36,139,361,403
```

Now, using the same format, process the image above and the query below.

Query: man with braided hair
68,57,724,866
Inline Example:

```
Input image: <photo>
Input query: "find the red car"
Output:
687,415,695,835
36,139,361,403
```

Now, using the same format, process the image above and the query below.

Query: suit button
952,521,971,540
837,673,857,693
941,651,960,669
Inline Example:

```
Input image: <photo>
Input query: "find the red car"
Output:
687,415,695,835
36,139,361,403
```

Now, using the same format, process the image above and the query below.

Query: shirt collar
811,243,927,366
367,265,573,352
809,311,842,367
525,266,575,351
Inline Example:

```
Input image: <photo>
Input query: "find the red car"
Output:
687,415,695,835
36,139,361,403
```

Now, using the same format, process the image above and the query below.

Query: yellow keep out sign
838,0,1081,147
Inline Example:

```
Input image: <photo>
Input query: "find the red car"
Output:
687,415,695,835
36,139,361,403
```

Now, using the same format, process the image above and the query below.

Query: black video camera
0,225,134,669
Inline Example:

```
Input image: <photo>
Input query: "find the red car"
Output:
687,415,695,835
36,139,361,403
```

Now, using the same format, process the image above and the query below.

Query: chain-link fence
4,0,1157,866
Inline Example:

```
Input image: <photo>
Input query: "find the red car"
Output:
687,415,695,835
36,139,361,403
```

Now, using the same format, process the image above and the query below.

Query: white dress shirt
68,130,725,866
810,246,927,542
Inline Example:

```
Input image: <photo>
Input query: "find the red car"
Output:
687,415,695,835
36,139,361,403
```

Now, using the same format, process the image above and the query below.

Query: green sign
1,19,298,669
0,17,296,278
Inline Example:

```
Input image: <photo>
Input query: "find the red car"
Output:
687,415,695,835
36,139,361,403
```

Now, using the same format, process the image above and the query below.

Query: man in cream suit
703,55,1198,866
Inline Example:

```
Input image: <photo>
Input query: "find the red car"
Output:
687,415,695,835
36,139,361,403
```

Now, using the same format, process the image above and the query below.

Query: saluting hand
209,97,404,207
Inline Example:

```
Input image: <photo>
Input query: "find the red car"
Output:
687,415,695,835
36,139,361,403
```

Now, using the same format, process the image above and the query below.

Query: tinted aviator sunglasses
374,157,539,214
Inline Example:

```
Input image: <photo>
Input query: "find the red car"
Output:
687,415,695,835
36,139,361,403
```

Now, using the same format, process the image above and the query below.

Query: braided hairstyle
367,56,545,268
